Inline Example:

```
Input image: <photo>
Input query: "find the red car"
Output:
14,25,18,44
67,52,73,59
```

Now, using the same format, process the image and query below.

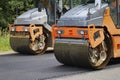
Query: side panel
103,7,120,58
103,7,120,35
112,36,120,58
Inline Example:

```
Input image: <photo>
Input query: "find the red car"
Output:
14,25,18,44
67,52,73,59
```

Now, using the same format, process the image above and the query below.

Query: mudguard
88,24,105,48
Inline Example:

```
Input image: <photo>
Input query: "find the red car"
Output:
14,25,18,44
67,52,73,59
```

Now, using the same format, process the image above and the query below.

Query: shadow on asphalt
42,65,94,79
0,51,120,70
53,64,92,71
0,50,54,57
108,58,120,67
53,58,120,71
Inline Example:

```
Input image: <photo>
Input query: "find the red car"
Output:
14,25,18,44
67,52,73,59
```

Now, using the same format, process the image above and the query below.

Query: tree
0,0,82,29
0,0,34,28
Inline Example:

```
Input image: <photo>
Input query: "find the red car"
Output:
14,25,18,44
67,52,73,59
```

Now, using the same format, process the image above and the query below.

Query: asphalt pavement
0,51,120,80
49,64,120,80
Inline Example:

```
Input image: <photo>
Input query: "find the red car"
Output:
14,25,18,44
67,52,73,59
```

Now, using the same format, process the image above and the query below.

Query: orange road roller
9,0,75,55
52,0,120,69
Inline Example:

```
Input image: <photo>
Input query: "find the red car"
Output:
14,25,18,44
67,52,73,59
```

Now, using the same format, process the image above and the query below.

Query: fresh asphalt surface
0,51,120,80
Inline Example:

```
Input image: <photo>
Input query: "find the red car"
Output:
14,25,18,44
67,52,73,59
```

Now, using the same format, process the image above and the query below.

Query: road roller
52,0,120,69
9,0,74,55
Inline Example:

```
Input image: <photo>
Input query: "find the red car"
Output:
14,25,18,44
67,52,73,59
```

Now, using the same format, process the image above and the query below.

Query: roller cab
52,0,120,69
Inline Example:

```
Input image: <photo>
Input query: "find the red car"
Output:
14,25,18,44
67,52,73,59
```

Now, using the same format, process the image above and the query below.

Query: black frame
110,0,120,28
35,0,73,24
54,0,73,24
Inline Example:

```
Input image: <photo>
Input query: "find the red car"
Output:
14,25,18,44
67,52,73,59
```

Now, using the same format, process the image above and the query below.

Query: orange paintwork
52,24,57,44
88,24,104,48
9,24,44,42
102,7,120,58
52,26,89,39
29,24,43,42
112,36,120,58
16,26,23,32
9,24,23,32
102,7,120,35
52,24,105,48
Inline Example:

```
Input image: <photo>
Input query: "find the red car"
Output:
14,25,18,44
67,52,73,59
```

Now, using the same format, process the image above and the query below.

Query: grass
0,30,12,52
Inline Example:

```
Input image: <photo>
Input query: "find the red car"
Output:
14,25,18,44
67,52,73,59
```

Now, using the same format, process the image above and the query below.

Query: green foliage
0,0,34,28
0,0,35,52
0,29,11,52
0,35,11,52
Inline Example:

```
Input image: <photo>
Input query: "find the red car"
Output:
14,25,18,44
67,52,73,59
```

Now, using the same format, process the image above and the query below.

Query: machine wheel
10,30,49,55
29,32,48,55
88,41,108,69
88,33,112,69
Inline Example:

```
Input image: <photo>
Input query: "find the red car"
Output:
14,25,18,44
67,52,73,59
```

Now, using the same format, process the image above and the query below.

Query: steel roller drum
10,36,34,54
54,39,92,68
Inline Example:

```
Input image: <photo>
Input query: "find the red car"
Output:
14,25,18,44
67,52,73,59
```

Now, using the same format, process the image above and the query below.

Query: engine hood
14,8,47,25
57,3,108,27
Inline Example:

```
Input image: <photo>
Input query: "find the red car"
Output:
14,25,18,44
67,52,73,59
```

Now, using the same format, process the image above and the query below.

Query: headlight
57,30,64,34
24,27,28,31
11,27,15,31
77,30,87,35
80,30,84,35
